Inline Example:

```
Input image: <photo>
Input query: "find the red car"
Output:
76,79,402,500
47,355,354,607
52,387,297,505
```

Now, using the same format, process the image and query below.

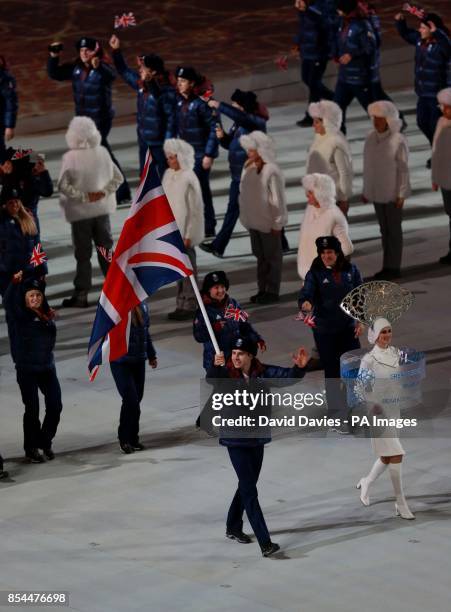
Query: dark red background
3,0,450,118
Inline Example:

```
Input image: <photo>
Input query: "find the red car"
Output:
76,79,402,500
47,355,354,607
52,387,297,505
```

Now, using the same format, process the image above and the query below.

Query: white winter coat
58,117,123,223
162,168,204,246
306,133,353,202
363,129,411,203
357,345,405,456
297,202,353,280
432,117,451,190
239,162,288,233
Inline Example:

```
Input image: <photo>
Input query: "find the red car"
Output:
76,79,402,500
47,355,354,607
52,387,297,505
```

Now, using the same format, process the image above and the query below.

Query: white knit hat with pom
239,131,276,163
309,100,343,134
302,173,336,209
368,100,402,133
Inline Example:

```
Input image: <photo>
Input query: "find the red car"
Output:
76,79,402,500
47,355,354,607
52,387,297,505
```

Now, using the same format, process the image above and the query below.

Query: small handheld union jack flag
224,304,248,322
402,3,426,19
30,243,48,267
295,310,316,328
199,89,214,102
12,148,33,160
114,12,137,29
275,55,288,71
96,245,114,263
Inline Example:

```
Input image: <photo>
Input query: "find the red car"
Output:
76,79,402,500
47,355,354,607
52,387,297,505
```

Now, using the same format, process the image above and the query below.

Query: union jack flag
96,245,114,263
30,243,48,267
224,304,248,322
275,55,288,71
87,153,193,380
114,12,137,29
402,3,426,19
12,148,33,160
295,310,316,328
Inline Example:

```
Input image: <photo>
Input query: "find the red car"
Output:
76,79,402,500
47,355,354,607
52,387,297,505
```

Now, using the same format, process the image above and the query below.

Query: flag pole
189,275,221,355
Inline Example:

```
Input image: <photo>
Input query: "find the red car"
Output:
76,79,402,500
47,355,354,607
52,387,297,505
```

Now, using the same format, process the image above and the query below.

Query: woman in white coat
306,100,353,215
356,317,415,520
239,131,288,305
58,116,123,308
163,138,204,320
363,101,410,280
297,173,353,281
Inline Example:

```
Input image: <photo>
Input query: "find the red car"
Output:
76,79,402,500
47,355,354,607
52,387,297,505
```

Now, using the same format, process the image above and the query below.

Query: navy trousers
334,80,373,134
314,329,360,420
301,58,334,107
138,136,167,179
226,445,271,546
194,158,216,236
0,130,5,163
16,367,63,453
97,118,132,203
417,97,442,145
210,178,240,254
441,189,451,251
110,360,145,445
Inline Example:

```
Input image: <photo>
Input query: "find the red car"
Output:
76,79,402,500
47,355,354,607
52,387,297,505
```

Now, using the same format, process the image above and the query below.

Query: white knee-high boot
388,462,415,520
356,459,387,506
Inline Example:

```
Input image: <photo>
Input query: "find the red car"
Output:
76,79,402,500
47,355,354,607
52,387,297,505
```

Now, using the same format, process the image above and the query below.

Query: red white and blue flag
87,153,193,380
96,245,114,263
30,243,48,267
224,304,248,322
114,12,137,29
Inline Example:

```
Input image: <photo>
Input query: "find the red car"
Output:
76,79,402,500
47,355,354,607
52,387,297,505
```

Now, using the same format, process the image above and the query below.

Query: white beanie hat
239,131,276,163
368,101,402,133
302,173,336,209
368,317,392,344
437,87,451,107
163,138,195,171
309,100,343,134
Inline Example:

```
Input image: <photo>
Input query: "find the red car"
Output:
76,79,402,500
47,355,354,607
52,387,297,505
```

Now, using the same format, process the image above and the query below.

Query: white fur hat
368,101,402,133
239,131,276,163
302,173,336,209
368,317,392,344
65,116,101,150
163,138,195,171
308,100,343,133
437,87,451,107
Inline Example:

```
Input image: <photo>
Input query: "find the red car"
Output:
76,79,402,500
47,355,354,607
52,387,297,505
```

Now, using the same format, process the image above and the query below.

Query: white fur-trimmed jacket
58,117,123,223
363,129,410,203
162,167,204,246
239,161,288,233
297,202,353,280
306,132,353,202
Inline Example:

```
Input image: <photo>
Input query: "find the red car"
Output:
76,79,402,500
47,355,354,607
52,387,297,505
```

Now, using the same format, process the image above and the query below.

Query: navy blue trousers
334,80,373,134
301,58,334,106
138,136,167,179
16,367,63,453
417,97,442,145
194,158,216,236
97,118,131,203
210,178,240,254
110,360,145,445
314,329,360,420
0,131,5,163
226,445,271,546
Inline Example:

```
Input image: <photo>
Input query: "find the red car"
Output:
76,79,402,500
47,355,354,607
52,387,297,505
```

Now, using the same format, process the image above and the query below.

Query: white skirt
369,403,405,457
372,435,405,457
